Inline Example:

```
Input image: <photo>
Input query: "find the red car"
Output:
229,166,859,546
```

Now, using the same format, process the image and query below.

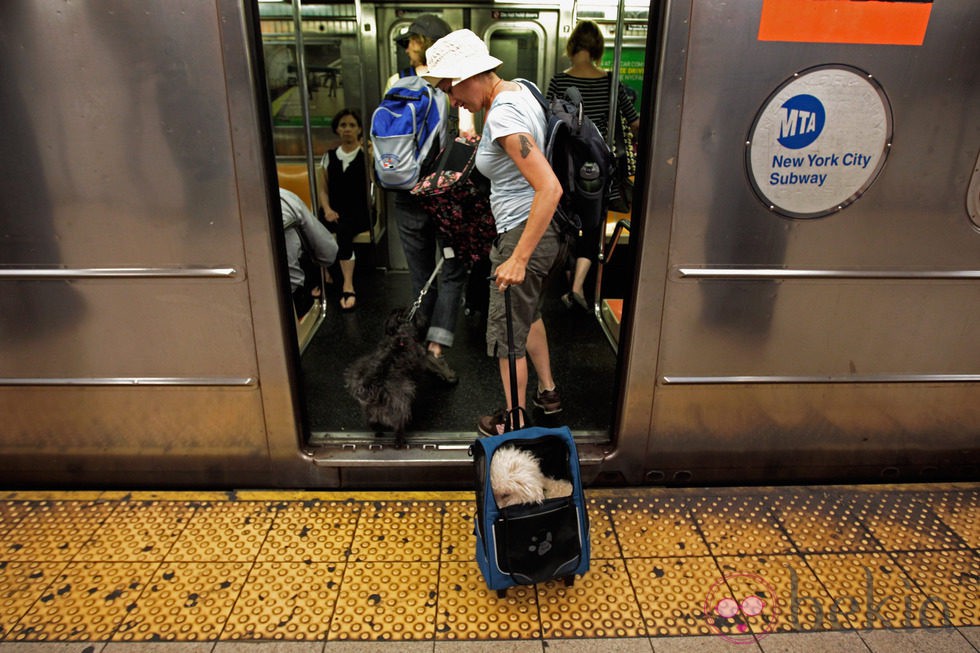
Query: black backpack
518,79,615,237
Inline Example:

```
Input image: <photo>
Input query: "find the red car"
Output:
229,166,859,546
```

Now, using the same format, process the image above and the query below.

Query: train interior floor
301,260,619,440
0,484,976,652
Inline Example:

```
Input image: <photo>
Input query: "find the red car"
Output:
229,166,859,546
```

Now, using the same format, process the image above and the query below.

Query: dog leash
405,253,448,322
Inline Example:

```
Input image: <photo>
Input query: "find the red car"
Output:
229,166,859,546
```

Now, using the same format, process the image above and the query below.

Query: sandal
340,291,356,312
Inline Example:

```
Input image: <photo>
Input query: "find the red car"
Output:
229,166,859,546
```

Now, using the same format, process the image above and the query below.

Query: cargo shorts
486,219,569,359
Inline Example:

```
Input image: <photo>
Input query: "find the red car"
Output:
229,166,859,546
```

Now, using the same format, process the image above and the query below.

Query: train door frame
292,2,616,476
294,0,652,484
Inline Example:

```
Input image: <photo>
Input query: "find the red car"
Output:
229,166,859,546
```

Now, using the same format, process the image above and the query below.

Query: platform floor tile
347,502,443,563
891,549,979,627
435,560,540,641
328,561,439,641
689,495,797,557
74,501,197,563
536,559,646,639
112,561,251,642
439,502,476,563
6,562,155,642
3,501,113,563
166,502,276,563
0,485,976,651
856,493,970,551
921,491,980,550
256,501,360,563
858,626,978,652
626,556,725,638
714,554,835,636
772,491,882,553
606,496,709,558
220,561,344,641
804,552,942,631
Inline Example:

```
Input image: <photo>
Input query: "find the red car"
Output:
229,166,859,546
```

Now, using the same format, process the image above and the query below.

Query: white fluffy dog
490,446,574,508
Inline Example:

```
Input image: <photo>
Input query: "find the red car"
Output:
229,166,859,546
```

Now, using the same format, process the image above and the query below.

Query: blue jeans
393,191,467,348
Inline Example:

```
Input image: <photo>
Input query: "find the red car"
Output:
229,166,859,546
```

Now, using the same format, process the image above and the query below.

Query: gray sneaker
425,351,459,385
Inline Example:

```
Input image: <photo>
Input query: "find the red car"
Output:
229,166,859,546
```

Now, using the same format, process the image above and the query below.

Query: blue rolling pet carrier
471,426,590,597
470,288,590,597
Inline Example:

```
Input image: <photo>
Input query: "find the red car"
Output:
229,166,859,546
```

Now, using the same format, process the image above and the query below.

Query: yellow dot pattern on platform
0,486,975,643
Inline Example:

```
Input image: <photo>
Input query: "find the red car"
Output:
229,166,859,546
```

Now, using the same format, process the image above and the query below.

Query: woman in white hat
423,29,569,436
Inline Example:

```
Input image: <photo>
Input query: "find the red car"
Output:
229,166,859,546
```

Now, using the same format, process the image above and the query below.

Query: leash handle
502,286,527,432
487,273,526,432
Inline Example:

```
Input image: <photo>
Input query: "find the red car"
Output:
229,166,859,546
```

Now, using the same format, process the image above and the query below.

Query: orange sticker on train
758,0,933,46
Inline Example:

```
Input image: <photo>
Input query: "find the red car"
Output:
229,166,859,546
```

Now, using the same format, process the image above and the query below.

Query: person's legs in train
392,190,459,384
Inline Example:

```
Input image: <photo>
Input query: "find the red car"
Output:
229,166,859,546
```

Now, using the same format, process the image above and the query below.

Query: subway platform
0,483,976,652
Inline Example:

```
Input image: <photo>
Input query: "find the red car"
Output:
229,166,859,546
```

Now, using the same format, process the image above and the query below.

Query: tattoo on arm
519,135,532,158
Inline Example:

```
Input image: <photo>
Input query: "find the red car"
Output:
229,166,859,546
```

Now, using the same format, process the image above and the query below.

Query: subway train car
0,0,977,489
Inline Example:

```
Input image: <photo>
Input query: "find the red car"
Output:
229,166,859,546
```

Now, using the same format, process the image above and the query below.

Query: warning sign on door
758,0,933,46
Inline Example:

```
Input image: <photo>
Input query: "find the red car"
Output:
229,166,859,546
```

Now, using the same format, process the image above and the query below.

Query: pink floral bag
411,135,496,264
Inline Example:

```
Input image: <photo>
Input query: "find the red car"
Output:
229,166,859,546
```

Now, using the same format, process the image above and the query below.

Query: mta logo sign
777,94,825,149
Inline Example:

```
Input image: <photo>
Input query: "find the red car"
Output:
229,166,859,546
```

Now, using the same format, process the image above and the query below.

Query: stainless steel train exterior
1,0,977,488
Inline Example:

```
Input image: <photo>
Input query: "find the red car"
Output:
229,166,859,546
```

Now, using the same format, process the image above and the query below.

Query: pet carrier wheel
563,575,575,588
496,589,508,598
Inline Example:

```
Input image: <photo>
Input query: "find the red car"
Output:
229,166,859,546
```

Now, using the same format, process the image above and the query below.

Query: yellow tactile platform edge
0,485,976,643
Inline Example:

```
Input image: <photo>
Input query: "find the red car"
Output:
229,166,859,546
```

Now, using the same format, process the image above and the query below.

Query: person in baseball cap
385,13,468,386
393,14,452,56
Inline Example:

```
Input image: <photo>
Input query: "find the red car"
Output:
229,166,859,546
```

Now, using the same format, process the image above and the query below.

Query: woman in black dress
317,108,371,311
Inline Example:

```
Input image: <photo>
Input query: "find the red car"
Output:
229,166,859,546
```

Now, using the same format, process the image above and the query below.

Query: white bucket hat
421,29,503,86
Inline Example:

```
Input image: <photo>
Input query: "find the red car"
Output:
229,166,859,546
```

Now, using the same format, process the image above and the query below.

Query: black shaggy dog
344,308,427,438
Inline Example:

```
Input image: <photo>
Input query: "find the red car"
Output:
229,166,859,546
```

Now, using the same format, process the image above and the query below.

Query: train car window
486,25,546,88
263,41,345,155
259,1,364,168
